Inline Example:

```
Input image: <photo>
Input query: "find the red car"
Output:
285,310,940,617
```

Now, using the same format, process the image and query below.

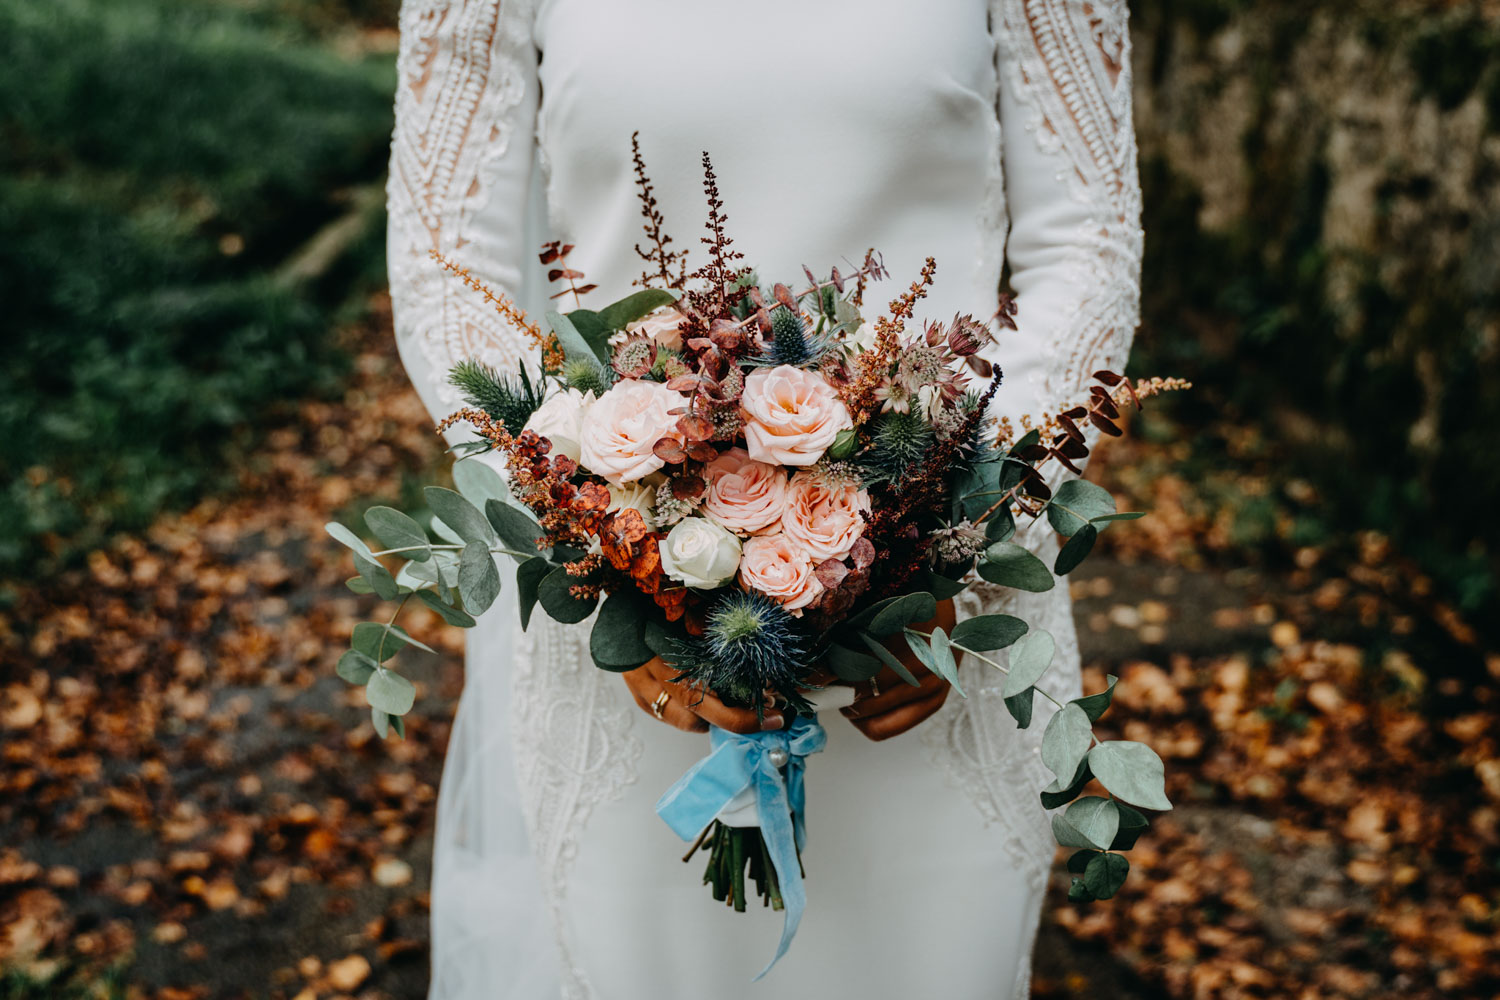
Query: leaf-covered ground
1,303,1495,999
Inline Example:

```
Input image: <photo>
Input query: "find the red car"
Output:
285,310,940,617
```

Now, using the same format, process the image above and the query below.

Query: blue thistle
670,591,814,715
750,306,834,369
861,410,936,486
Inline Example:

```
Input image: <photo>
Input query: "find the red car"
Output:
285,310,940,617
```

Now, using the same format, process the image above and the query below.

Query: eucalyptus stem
375,592,414,663
369,543,536,561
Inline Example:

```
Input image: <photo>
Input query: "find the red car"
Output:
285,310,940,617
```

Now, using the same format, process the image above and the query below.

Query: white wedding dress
385,1,1140,997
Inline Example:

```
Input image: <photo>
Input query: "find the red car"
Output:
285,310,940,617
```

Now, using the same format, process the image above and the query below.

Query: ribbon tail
751,763,804,980
654,739,751,842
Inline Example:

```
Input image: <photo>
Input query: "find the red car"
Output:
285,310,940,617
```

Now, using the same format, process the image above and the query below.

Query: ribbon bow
655,714,827,978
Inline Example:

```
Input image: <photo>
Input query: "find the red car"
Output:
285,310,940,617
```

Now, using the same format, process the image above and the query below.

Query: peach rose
740,365,853,466
623,306,686,352
737,533,824,612
578,379,683,484
702,447,789,535
778,473,872,563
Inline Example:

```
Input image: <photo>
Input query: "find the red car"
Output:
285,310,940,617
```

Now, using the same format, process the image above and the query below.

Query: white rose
607,481,658,531
659,517,742,590
845,320,877,355
523,388,595,462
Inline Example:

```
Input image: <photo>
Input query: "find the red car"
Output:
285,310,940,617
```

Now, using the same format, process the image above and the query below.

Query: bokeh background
2,0,1498,997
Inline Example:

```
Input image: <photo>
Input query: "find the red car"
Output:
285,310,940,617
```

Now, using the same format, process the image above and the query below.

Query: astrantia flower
895,344,945,392
930,520,989,566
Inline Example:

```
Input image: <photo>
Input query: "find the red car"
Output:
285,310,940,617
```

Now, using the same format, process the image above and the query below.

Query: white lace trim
512,616,643,999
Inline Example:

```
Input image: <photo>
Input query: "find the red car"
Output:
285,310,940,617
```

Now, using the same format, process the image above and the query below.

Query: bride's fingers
847,686,950,741
621,667,708,732
638,655,780,734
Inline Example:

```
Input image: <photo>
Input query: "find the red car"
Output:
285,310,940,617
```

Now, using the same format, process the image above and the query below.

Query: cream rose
578,379,683,484
740,365,853,466
659,517,742,590
779,473,872,563
522,388,595,462
607,481,658,531
616,306,686,352
737,533,824,612
702,447,789,535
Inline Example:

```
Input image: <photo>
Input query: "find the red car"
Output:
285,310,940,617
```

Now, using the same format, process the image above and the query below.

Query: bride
386,0,1140,996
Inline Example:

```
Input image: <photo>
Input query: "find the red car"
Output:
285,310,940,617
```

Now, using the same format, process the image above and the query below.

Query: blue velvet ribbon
655,714,827,979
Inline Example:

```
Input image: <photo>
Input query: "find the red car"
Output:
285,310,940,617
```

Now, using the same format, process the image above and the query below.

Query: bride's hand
622,655,783,735
837,598,957,742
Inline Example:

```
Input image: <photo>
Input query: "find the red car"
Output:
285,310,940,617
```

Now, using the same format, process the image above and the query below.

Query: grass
0,0,396,579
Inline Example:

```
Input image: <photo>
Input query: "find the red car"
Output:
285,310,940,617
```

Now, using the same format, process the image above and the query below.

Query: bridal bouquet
328,140,1185,972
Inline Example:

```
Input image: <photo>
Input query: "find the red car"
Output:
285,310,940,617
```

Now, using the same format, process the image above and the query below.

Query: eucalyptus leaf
1067,849,1100,875
516,557,551,630
856,631,920,687
950,614,1028,652
366,668,416,716
352,552,399,600
919,570,968,601
1053,524,1098,575
372,707,392,739
1051,810,1100,850
458,541,502,616
1064,796,1121,851
365,507,430,560
867,592,938,637
929,628,964,697
1047,479,1116,536
595,288,679,331
346,576,374,595
826,643,882,682
1068,876,1095,904
486,498,551,560
352,622,434,662
902,629,935,670
538,566,598,624
1111,803,1151,851
390,713,407,740
840,596,902,634
1040,759,1093,809
1004,688,1035,729
1074,675,1119,723
1090,512,1146,524
336,650,377,685
1041,702,1093,783
547,310,606,366
1088,741,1172,811
954,460,1002,521
1003,628,1055,697
589,590,655,671
1083,852,1130,900
452,458,510,509
429,515,464,545
1008,428,1041,455
643,618,686,660
984,507,1016,543
415,589,477,628
325,521,373,556
977,542,1055,593
424,487,495,546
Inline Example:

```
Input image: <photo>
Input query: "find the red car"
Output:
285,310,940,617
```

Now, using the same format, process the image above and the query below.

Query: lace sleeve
988,0,1142,426
387,0,539,436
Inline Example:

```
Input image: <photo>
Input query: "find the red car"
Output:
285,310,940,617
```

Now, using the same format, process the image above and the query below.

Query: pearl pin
767,748,790,769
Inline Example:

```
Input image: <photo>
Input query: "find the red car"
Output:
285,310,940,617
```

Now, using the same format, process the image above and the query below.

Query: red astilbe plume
685,152,749,322
630,131,687,290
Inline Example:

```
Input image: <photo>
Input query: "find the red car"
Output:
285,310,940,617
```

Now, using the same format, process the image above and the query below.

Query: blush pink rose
737,533,824,613
740,365,853,466
623,307,686,352
578,379,683,485
702,447,789,534
778,473,872,563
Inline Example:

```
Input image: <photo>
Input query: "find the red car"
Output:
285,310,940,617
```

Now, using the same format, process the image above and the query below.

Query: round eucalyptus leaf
1063,796,1121,851
977,542,1055,593
424,486,495,546
1083,852,1130,900
1003,628,1055,697
365,506,430,560
415,588,477,628
352,622,434,663
1051,809,1098,851
516,557,552,631
1041,702,1093,783
867,592,938,637
366,668,416,716
1004,688,1035,729
336,650,377,685
928,628,964,696
1111,803,1151,851
856,631,920,687
1053,524,1098,575
1073,675,1119,723
458,541,502,616
1046,479,1116,536
345,576,374,595
325,521,373,556
452,458,509,509
1088,740,1172,811
589,590,654,671
538,566,598,624
486,498,552,559
950,614,1028,652
826,643,882,682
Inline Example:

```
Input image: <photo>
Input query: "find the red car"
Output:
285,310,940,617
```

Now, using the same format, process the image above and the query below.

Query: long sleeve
985,0,1142,428
387,0,541,438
